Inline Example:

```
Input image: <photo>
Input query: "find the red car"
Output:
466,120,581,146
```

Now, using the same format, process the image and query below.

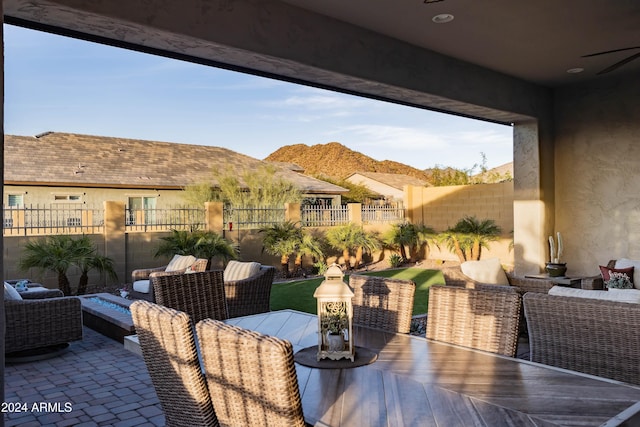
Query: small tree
18,235,117,296
437,216,502,262
155,229,237,268
293,232,325,275
383,222,435,262
326,223,380,269
260,221,302,277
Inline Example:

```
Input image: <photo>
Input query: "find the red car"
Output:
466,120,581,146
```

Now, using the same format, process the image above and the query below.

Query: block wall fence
4,183,515,290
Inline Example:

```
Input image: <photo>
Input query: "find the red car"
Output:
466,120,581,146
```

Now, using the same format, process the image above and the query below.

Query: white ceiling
280,0,640,87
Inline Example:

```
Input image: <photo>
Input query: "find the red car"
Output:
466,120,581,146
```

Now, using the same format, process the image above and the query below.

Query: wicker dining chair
130,300,219,427
349,274,416,334
196,319,306,427
426,285,521,357
153,270,228,324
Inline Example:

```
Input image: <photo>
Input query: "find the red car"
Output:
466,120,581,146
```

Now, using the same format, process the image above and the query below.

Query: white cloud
334,124,448,150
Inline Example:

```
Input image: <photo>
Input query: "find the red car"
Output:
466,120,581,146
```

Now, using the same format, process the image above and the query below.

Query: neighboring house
472,162,514,183
4,132,347,208
345,171,429,204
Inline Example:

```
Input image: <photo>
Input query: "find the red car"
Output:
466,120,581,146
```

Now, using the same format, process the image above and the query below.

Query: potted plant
546,232,567,277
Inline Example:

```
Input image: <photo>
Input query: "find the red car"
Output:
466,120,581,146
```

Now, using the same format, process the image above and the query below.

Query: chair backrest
349,274,416,333
224,266,276,318
130,300,218,427
153,270,228,324
196,319,306,427
426,285,521,357
523,292,640,384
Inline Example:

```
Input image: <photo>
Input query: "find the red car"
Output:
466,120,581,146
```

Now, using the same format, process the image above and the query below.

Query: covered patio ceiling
4,1,639,124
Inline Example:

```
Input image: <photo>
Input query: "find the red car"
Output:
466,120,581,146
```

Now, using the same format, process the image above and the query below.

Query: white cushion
165,254,197,272
460,258,509,285
614,259,640,289
133,280,151,293
224,261,261,282
549,286,640,304
4,282,23,301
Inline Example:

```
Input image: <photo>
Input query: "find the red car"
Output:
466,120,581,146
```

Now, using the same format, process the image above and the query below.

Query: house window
54,194,82,202
128,196,157,225
7,194,24,207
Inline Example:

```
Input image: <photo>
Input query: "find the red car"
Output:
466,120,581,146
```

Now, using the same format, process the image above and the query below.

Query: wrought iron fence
2,204,104,235
361,204,405,224
223,206,286,230
301,205,349,227
125,205,205,232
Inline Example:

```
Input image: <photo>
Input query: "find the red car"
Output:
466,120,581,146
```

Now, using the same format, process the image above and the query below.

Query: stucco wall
406,182,514,266
554,73,640,277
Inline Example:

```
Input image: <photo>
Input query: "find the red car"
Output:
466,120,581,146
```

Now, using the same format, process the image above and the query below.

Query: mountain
265,142,433,181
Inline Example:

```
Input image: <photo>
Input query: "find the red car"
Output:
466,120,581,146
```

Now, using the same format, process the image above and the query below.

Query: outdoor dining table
226,309,640,427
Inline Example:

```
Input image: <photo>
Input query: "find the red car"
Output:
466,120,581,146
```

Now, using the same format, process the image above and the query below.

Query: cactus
548,232,563,263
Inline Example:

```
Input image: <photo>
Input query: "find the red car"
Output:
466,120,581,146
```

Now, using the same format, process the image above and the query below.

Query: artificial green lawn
270,268,445,315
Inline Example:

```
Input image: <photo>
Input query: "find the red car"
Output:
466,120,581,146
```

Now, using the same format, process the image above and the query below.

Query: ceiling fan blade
582,46,640,58
597,52,640,75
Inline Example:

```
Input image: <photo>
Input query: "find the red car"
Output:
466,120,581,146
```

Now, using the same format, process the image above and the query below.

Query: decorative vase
326,332,345,352
545,262,567,277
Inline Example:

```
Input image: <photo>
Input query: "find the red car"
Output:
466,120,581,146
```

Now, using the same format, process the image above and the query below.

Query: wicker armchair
349,274,416,334
130,258,208,302
196,319,306,427
224,266,276,318
5,296,83,354
523,292,640,385
153,270,228,324
441,265,555,294
130,300,219,427
426,285,521,357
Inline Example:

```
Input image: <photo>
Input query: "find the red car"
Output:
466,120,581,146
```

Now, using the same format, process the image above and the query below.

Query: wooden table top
226,309,640,427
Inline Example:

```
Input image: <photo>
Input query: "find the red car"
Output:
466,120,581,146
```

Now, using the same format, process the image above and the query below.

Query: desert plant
383,222,435,262
155,229,237,268
18,235,117,296
388,253,404,268
325,223,380,269
293,232,325,274
437,216,502,262
260,221,303,277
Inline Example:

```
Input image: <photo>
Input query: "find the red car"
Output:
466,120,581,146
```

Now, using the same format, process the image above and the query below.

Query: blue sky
4,24,513,171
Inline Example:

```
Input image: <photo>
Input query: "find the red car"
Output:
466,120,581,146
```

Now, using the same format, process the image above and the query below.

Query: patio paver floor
4,327,164,427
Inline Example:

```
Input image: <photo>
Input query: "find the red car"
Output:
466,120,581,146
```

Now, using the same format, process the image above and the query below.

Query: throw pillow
4,282,23,301
224,261,261,282
460,257,510,285
165,254,197,272
599,265,634,288
614,259,640,290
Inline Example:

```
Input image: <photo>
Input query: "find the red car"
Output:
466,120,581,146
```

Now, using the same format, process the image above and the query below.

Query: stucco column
513,120,554,275
205,201,224,232
104,201,127,284
348,203,362,226
285,203,301,224
1,5,6,418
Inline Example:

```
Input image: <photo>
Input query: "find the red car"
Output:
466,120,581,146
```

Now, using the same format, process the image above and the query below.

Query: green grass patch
270,268,444,315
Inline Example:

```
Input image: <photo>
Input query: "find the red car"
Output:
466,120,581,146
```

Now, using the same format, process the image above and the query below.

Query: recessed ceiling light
432,14,454,24
566,68,584,74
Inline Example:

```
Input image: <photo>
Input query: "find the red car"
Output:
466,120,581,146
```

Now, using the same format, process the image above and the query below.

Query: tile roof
4,133,347,194
347,171,429,190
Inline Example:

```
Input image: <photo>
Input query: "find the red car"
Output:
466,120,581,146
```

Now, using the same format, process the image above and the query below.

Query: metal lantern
313,263,355,361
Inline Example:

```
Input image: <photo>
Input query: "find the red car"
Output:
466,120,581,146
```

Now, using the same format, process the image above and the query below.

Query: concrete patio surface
4,327,163,427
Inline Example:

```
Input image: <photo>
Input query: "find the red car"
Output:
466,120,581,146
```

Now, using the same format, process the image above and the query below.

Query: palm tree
260,221,303,277
437,216,502,262
19,235,76,296
18,235,118,295
326,223,380,269
383,222,435,262
74,236,119,295
293,232,325,274
155,229,237,269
